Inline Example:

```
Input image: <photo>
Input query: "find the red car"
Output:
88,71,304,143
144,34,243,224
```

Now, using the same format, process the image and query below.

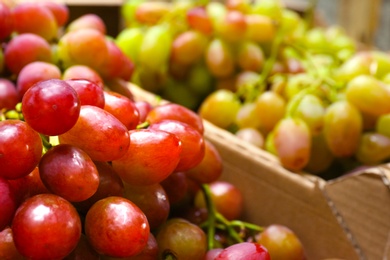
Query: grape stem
200,184,265,250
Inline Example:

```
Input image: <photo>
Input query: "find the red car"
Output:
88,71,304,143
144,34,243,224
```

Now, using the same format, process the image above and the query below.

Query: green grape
251,0,283,22
255,91,286,134
323,100,363,157
121,0,144,27
301,28,328,53
269,117,311,172
235,102,261,129
333,52,372,83
161,79,201,111
206,1,227,27
198,89,241,129
138,24,172,71
187,63,214,96
205,38,235,78
326,26,356,59
283,73,318,101
371,51,390,79
345,74,390,117
236,41,264,72
355,132,390,165
280,9,301,36
304,133,334,174
115,27,144,64
287,93,326,136
375,113,390,137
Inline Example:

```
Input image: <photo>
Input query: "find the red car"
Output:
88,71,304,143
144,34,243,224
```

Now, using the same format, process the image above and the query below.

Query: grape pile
0,1,306,259
118,0,390,178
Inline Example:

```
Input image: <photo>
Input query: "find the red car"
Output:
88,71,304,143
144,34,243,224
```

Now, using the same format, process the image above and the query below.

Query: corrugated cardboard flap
323,165,390,260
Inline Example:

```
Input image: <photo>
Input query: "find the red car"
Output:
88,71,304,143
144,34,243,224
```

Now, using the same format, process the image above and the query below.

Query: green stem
251,24,286,102
215,213,243,243
201,184,217,250
230,220,264,233
40,134,52,151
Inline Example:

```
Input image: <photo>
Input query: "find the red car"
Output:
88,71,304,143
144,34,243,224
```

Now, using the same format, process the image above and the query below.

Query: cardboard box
128,83,390,260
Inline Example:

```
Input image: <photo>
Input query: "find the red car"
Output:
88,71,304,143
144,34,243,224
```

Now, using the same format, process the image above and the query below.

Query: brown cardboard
129,84,383,260
323,167,390,260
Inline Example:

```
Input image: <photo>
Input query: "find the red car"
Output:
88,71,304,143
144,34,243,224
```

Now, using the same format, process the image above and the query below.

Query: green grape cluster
117,0,390,179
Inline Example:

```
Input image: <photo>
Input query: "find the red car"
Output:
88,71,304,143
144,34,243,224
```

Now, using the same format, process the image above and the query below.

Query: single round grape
205,38,235,78
39,144,100,202
345,74,390,117
355,132,390,165
112,128,182,186
65,78,105,108
16,61,62,98
58,105,130,162
146,103,204,134
149,120,205,172
85,196,149,258
12,194,82,260
66,13,106,34
270,117,311,171
0,120,43,180
199,89,241,129
22,79,81,136
156,218,207,260
256,224,305,260
323,100,362,157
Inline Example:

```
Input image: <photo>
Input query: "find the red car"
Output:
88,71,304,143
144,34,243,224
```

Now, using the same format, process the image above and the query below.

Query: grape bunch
0,1,307,259
118,0,390,179
0,78,306,259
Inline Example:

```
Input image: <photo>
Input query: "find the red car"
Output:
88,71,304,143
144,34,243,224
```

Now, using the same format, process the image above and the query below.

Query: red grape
12,2,58,41
0,120,42,180
149,119,206,172
0,227,24,260
65,78,105,108
16,61,62,98
73,161,124,215
4,33,53,75
185,140,223,184
39,144,100,202
12,194,82,260
21,79,81,136
58,105,130,162
123,183,170,231
57,28,108,71
112,128,182,186
7,167,50,206
84,196,150,258
39,1,69,27
146,103,205,134
215,242,270,260
0,78,19,110
66,13,106,34
0,177,17,231
62,65,104,88
64,234,100,260
103,90,140,130
0,2,14,40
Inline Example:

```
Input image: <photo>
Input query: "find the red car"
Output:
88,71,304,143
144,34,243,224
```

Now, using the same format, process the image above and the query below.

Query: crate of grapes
129,83,390,260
